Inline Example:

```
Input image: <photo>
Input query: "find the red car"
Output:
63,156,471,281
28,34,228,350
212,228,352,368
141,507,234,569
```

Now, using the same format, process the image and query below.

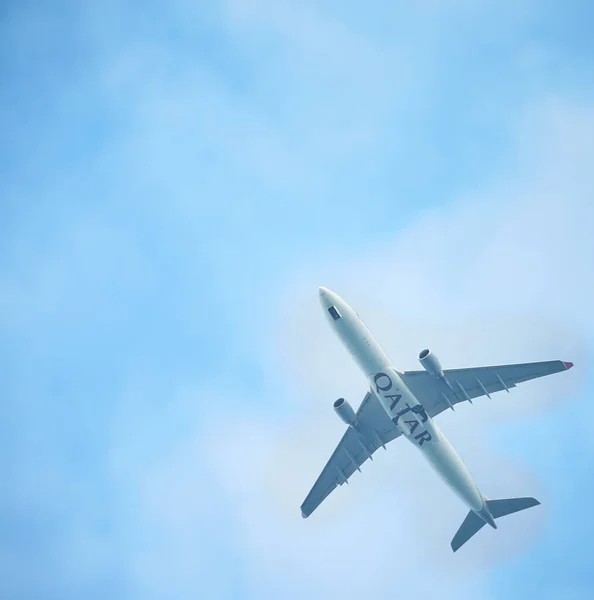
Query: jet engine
333,397,357,427
419,348,444,378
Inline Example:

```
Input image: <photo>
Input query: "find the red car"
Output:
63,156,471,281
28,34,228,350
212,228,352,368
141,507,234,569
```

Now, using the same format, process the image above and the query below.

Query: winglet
563,361,574,370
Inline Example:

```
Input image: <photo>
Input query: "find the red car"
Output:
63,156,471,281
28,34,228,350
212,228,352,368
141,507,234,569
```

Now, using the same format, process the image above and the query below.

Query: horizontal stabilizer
485,497,540,519
451,497,540,552
451,510,487,552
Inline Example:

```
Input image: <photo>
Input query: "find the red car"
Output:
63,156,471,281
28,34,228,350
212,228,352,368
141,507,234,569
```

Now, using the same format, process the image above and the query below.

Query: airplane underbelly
334,317,392,376
368,366,484,512
420,425,484,511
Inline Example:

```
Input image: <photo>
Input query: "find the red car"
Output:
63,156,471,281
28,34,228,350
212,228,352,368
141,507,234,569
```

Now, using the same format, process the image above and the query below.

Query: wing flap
300,360,572,517
300,391,401,518
401,359,572,418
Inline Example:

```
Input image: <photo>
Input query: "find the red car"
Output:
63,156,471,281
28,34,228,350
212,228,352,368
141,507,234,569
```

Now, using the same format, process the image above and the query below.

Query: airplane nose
318,286,333,308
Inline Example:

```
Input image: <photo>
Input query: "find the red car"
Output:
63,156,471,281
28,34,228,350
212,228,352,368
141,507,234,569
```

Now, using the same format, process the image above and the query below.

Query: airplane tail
451,497,540,552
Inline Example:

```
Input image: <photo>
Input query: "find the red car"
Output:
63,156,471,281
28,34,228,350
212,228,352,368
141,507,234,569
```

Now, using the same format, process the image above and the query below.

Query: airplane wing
300,391,402,518
400,360,573,418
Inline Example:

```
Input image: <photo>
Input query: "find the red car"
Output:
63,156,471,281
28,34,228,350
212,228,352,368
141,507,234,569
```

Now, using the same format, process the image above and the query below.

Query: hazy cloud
196,98,593,600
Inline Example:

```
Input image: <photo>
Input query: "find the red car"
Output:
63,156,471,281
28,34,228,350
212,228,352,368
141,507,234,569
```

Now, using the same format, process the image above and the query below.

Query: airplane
300,287,574,552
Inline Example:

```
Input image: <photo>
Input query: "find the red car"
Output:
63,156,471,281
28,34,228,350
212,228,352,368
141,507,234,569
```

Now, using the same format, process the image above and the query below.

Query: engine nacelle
333,397,357,427
419,348,444,378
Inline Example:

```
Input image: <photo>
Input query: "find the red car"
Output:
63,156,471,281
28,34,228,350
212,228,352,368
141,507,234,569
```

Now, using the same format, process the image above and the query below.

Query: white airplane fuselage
319,286,497,528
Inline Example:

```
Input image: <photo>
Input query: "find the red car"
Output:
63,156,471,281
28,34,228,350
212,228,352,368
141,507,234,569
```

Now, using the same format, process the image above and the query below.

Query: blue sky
1,1,594,599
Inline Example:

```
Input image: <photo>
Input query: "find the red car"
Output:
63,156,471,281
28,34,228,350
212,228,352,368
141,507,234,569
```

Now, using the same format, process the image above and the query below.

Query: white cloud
196,97,592,599
4,2,593,598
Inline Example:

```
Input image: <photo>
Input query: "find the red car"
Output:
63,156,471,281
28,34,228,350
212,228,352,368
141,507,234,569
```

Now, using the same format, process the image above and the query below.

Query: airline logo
373,371,433,446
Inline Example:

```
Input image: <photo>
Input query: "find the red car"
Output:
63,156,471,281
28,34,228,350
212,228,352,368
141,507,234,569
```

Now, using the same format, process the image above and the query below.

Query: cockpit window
328,306,341,321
